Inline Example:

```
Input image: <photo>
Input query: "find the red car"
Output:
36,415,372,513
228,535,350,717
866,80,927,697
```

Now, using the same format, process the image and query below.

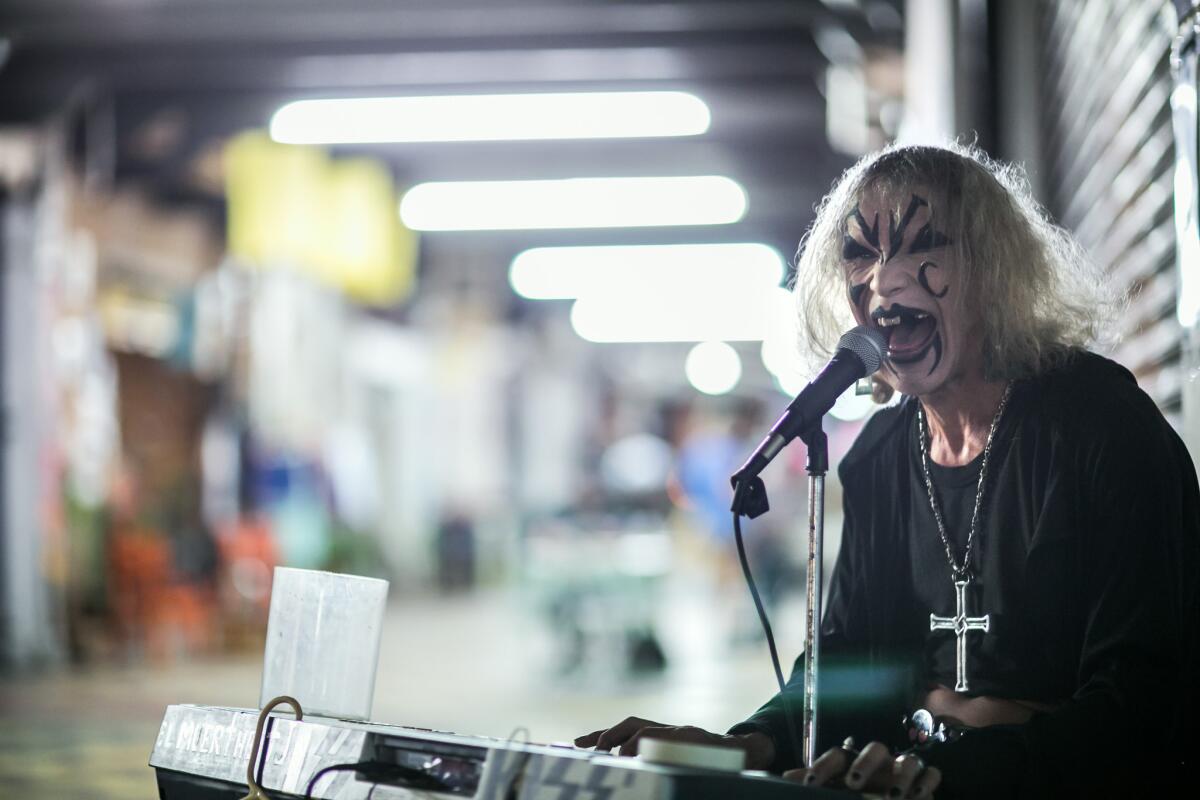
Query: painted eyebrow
907,222,953,254
844,208,881,249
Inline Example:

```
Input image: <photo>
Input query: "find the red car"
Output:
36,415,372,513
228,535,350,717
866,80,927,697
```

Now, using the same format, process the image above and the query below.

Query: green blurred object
325,522,390,580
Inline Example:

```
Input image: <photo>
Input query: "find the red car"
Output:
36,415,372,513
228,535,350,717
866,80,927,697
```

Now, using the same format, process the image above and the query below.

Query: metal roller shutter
1039,1,1181,423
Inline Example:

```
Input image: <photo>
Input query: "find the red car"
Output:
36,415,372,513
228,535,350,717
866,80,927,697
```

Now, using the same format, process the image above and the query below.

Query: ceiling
0,0,904,263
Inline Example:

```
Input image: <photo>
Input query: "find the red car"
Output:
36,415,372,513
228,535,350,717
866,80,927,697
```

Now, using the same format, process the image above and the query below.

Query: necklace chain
916,382,1013,582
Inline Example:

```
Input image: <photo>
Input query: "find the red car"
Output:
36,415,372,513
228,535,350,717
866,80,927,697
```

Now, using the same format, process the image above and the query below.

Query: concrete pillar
899,0,959,145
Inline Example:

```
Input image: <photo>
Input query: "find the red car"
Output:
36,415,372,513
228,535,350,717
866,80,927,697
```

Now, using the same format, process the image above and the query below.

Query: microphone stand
730,418,828,767
799,421,827,767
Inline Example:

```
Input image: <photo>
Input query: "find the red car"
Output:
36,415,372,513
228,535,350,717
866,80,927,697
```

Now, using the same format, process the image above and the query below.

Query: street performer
575,144,1200,798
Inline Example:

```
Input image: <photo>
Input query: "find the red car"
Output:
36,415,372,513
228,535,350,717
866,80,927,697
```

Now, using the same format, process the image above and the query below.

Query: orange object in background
107,517,280,661
108,528,219,662
108,528,170,650
216,516,279,650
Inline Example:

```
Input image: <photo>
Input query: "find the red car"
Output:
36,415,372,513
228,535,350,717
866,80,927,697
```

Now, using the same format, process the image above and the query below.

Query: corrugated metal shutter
1039,1,1181,423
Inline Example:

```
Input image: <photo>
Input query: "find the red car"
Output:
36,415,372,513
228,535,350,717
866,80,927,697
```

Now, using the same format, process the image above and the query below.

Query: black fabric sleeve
726,490,860,773
919,396,1200,799
728,482,913,772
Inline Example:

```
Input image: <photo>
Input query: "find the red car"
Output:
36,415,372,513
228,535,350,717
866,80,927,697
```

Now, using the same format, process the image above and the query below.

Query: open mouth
871,304,941,367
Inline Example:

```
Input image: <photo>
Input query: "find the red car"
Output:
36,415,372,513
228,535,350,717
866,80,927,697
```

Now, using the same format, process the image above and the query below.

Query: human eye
841,235,875,261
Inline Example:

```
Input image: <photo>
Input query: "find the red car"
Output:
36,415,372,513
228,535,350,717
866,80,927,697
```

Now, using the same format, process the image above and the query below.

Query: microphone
732,325,886,486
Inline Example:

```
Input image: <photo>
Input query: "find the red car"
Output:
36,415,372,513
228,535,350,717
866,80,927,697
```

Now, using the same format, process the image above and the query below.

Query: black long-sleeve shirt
729,352,1199,797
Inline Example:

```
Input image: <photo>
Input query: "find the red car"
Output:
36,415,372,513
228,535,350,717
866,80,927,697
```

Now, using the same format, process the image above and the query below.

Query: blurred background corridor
2,0,1199,797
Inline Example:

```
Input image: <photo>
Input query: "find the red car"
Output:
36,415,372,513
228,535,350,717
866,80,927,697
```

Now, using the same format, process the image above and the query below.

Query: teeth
876,312,931,327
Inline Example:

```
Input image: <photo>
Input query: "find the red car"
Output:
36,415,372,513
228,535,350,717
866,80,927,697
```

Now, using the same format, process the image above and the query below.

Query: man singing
575,145,1199,798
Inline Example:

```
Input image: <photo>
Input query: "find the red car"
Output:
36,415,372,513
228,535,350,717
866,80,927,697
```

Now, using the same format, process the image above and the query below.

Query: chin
883,352,954,398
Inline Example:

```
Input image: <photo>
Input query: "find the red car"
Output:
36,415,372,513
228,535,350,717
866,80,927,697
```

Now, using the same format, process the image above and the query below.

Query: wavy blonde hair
792,142,1118,401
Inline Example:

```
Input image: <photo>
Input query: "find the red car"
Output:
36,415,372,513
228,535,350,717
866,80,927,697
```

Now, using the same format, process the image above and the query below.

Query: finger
846,742,891,790
618,726,671,757
907,765,941,799
594,717,650,751
782,768,809,783
574,729,606,748
803,746,851,786
886,753,924,798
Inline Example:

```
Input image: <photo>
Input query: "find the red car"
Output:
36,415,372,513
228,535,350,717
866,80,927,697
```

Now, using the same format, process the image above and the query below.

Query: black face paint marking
888,330,939,366
917,261,949,298
849,282,870,316
887,194,927,262
851,209,881,250
909,222,952,254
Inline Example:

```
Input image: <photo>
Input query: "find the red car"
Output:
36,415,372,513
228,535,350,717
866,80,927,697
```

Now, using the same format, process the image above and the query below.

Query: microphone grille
837,325,886,375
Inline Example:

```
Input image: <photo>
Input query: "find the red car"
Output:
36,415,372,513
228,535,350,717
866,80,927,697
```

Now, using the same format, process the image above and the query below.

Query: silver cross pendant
929,578,990,692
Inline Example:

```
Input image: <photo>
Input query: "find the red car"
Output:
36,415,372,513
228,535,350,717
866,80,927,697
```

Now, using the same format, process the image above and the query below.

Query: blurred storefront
0,2,908,679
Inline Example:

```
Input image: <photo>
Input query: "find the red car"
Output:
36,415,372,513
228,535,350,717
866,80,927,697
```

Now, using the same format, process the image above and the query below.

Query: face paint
840,187,980,397
848,281,870,318
918,261,949,298
887,195,927,258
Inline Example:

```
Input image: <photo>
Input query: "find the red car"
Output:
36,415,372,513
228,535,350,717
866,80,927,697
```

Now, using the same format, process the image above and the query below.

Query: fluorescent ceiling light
761,286,804,380
401,176,746,231
270,91,710,144
509,243,784,300
570,284,783,343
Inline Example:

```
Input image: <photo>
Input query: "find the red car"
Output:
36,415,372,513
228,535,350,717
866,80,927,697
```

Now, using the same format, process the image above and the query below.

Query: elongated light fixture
400,175,746,231
509,243,784,300
270,91,711,144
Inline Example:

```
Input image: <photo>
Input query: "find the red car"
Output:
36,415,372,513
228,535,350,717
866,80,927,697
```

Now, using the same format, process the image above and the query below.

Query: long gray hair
793,142,1117,401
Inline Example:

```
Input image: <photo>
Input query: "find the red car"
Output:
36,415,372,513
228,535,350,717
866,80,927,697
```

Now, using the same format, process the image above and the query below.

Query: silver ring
839,737,860,762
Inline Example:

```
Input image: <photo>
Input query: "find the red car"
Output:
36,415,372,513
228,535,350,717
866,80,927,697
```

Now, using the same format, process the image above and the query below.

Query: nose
869,256,911,300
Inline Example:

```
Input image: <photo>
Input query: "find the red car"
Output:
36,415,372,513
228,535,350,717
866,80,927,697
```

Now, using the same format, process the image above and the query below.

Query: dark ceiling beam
0,39,829,127
404,204,828,264
1,40,826,98
1,0,894,49
119,134,843,189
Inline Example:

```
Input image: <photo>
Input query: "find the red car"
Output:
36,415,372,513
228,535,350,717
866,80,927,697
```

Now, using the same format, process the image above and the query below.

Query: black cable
732,481,804,771
303,761,453,799
305,763,364,799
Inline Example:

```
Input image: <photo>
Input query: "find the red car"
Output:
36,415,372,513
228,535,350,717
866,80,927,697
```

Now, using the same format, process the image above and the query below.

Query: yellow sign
225,132,417,305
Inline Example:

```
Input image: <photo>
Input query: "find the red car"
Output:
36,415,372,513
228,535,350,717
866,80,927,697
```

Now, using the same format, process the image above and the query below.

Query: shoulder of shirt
1020,349,1197,477
837,398,913,482
1026,349,1160,431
